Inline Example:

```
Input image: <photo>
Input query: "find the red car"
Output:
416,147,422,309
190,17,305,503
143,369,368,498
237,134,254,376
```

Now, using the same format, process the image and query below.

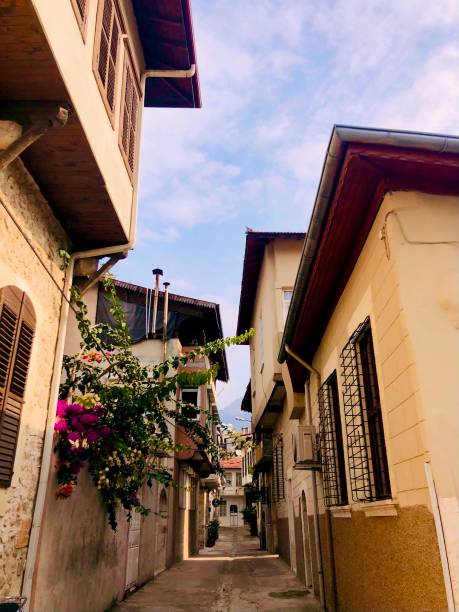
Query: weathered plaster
0,158,69,599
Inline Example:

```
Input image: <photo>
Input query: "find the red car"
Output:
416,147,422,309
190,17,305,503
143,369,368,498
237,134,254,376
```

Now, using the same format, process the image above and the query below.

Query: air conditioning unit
293,425,321,470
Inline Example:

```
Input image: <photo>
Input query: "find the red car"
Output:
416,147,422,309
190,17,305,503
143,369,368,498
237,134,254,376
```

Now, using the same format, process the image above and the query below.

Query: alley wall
0,158,69,599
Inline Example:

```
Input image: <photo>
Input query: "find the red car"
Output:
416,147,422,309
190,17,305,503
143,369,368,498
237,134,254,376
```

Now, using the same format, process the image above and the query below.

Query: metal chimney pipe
151,268,163,336
162,281,170,361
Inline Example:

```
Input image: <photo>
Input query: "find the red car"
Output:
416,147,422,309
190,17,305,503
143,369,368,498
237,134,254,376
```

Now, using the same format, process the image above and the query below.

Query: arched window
0,286,35,487
230,504,238,514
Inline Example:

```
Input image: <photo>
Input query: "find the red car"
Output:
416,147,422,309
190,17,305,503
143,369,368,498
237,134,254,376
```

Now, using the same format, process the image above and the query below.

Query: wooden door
125,494,142,590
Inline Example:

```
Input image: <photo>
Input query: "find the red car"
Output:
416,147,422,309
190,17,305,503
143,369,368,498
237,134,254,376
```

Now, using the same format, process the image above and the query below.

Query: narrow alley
111,528,321,612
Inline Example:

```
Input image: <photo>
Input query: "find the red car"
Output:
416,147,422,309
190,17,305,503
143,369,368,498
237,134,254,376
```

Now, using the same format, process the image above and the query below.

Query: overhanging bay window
340,317,391,502
94,0,122,118
318,371,348,506
119,48,141,176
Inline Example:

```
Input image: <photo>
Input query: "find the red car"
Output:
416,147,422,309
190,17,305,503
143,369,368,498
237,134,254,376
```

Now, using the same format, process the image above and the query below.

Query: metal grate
340,317,391,502
272,434,285,502
318,372,348,506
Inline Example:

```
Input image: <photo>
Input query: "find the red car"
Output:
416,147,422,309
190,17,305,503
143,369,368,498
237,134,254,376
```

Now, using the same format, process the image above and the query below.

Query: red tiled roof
220,457,241,469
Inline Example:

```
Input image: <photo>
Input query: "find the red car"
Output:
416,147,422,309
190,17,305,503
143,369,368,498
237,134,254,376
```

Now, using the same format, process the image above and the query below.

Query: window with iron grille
0,287,35,487
272,434,285,502
94,0,122,118
318,371,348,506
120,50,141,176
340,317,391,502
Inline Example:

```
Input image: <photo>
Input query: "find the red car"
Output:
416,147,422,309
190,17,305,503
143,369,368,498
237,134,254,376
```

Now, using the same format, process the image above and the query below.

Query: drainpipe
142,64,196,81
285,345,326,609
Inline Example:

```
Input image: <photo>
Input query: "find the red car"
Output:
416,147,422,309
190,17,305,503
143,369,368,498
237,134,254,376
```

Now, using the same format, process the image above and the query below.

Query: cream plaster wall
0,159,69,598
385,191,459,606
268,190,457,611
299,192,449,611
250,239,303,425
31,0,146,237
310,194,433,513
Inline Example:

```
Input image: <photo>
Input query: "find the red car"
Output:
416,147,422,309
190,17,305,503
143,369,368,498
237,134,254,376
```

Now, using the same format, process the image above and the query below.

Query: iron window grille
318,371,348,506
272,434,285,502
340,317,391,502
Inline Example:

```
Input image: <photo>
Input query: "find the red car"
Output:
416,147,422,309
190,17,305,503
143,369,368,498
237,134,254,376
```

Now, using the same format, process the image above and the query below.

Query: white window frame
282,289,293,325
180,387,200,420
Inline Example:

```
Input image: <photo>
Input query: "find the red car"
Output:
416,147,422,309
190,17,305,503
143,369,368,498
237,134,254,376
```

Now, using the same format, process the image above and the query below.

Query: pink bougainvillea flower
54,419,68,433
79,412,99,425
56,400,68,417
86,430,99,444
66,403,84,416
70,417,84,432
100,426,113,437
56,483,75,499
67,431,80,442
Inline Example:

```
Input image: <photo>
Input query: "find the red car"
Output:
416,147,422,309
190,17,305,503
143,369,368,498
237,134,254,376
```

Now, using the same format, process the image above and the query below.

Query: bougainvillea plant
54,277,253,529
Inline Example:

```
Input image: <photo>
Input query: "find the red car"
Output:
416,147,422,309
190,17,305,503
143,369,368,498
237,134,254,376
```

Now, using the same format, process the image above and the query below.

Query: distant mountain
218,396,250,430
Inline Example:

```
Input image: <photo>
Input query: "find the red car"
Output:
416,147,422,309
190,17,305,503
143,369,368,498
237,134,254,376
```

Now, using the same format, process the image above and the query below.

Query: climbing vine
54,277,253,529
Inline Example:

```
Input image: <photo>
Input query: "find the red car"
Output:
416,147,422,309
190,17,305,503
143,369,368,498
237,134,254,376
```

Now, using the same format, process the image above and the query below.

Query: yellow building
236,231,305,555
275,126,458,611
0,1,200,608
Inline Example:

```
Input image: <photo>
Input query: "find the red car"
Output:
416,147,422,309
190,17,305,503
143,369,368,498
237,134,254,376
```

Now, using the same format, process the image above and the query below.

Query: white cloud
137,226,179,244
134,0,459,412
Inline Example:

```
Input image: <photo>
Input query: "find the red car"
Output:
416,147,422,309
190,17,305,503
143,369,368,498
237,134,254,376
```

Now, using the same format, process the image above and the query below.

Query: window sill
330,505,351,518
362,499,398,517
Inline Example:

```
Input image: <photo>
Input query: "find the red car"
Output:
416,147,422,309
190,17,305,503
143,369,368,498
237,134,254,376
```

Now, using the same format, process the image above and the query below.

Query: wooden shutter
120,52,140,175
96,0,121,113
0,287,35,487
75,0,87,19
70,0,88,36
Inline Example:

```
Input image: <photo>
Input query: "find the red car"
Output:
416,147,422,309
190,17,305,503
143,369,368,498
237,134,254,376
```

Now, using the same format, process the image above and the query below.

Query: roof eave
236,231,306,338
278,124,459,363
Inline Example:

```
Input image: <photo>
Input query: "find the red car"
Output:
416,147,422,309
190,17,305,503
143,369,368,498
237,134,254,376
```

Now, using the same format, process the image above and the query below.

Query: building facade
30,275,226,609
239,126,459,611
219,457,244,528
0,0,201,607
236,231,305,554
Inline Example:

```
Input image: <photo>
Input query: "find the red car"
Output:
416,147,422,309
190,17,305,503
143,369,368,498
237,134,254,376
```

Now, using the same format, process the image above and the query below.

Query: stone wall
0,159,69,599
331,507,446,612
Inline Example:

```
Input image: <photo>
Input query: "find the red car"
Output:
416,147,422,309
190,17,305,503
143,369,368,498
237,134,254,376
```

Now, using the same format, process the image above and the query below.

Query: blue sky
116,0,459,426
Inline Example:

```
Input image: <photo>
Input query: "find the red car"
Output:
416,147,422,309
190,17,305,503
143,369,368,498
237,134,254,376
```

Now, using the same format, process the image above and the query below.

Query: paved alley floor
112,527,321,612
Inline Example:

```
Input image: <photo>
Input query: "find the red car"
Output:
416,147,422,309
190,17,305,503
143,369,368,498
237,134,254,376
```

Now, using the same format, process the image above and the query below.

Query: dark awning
133,0,201,108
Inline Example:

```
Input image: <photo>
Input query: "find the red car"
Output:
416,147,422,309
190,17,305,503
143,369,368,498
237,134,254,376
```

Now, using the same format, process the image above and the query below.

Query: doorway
229,504,239,527
301,490,314,588
154,488,168,575
125,492,142,591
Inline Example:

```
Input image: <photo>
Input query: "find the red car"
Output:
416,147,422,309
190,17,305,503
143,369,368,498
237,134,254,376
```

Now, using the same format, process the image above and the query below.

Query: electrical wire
381,209,459,260
0,192,78,314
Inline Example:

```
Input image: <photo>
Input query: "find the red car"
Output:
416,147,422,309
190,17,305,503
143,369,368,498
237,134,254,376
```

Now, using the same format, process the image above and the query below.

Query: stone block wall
0,158,69,598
